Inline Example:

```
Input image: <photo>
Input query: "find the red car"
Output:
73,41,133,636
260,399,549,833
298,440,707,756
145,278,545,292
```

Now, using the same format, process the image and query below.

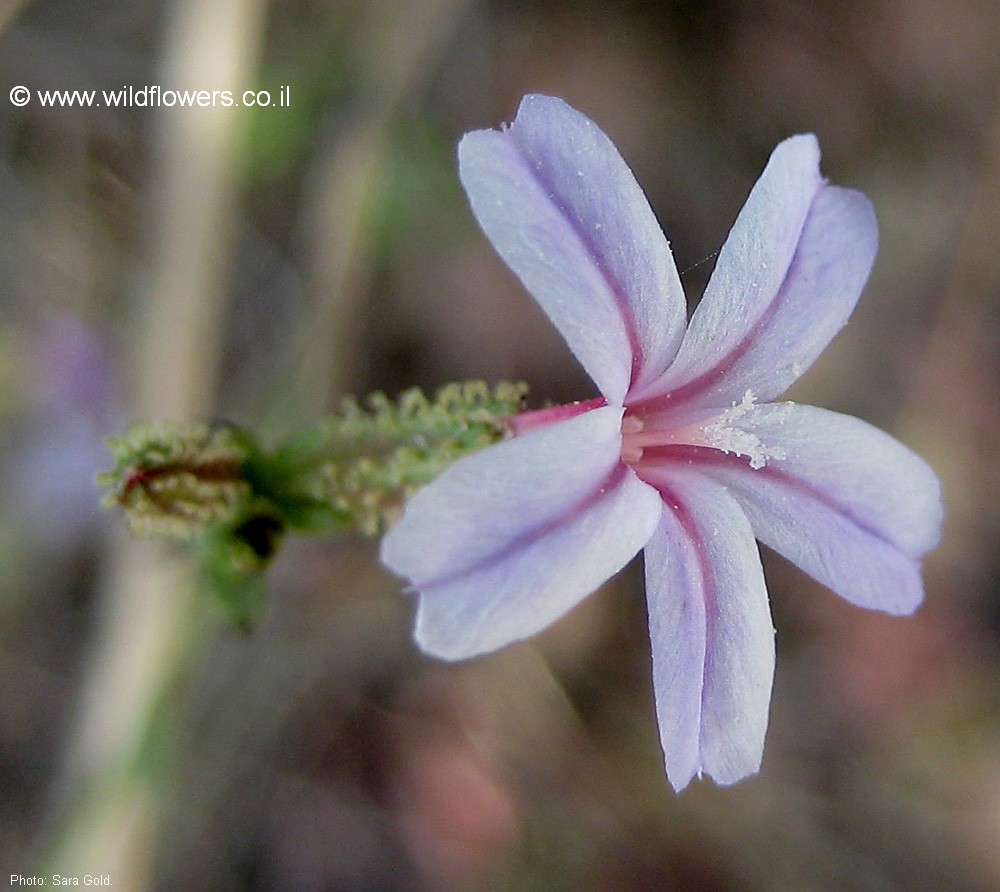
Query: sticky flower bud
99,423,254,537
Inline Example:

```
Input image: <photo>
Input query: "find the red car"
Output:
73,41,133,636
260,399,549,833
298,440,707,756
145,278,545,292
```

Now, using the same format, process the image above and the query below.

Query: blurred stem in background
40,0,267,885
0,0,29,35
290,0,473,422
34,0,476,886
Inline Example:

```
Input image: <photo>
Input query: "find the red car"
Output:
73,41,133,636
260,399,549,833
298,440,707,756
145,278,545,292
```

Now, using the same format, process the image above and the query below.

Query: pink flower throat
508,391,786,473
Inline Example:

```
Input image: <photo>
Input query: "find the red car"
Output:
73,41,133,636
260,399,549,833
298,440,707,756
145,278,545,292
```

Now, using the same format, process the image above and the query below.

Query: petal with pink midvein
642,470,775,791
634,137,876,411
653,403,943,614
459,94,687,404
381,406,662,659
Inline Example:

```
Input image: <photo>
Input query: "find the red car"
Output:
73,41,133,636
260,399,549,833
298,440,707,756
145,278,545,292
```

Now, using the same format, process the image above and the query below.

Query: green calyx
271,380,528,536
98,381,527,624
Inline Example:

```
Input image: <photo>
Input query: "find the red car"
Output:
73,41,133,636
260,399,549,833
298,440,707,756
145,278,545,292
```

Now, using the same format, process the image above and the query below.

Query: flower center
621,390,788,471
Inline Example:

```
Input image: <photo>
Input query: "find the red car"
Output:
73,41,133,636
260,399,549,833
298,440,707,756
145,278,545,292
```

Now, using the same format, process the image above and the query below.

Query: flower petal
642,470,775,791
673,403,943,614
634,136,877,409
380,405,662,659
458,94,687,404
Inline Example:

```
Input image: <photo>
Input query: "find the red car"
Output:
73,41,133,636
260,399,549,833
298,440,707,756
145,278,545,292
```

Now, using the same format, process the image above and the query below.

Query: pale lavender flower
381,95,942,791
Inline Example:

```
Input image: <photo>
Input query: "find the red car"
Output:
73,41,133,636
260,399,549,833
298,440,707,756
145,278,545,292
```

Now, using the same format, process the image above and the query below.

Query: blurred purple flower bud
10,314,122,550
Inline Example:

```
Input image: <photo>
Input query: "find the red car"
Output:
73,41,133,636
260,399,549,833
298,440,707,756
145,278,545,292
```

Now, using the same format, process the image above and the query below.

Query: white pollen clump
771,400,795,423
700,390,786,470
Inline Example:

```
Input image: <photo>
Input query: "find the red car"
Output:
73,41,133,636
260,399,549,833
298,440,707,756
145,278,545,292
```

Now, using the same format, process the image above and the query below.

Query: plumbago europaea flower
381,95,943,791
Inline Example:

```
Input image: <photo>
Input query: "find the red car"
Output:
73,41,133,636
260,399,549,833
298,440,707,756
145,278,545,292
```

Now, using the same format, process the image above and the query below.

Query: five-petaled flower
381,95,942,791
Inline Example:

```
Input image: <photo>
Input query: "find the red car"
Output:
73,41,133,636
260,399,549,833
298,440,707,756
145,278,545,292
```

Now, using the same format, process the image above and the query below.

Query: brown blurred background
1,1,998,889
